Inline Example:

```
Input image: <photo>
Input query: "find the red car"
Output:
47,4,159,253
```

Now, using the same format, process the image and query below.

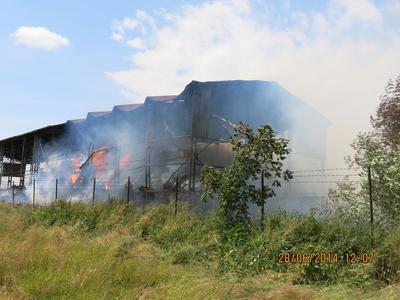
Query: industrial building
0,80,329,207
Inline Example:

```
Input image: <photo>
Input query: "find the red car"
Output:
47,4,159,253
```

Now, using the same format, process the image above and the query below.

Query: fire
71,174,79,185
70,147,115,188
91,149,106,171
70,153,82,185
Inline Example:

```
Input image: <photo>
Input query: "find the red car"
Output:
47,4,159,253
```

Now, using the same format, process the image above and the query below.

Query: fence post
127,176,131,207
55,178,58,201
92,177,96,205
368,165,374,248
12,181,15,207
33,178,36,206
175,175,179,216
260,170,265,230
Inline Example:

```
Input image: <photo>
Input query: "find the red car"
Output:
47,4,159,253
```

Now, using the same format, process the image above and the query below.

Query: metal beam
19,138,26,187
0,144,3,189
8,142,15,188
145,106,153,190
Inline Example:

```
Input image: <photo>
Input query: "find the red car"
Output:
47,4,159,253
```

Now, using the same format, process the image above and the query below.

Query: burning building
0,80,329,209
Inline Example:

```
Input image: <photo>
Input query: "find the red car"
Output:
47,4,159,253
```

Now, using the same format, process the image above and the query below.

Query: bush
372,226,400,284
78,209,99,232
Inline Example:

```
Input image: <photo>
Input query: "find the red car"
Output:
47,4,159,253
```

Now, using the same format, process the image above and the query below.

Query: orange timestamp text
278,252,375,264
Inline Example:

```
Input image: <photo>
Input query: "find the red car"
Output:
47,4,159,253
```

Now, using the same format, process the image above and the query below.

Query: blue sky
0,0,399,165
0,1,198,130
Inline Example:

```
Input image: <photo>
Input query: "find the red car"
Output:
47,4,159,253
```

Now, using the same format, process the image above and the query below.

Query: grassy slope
0,203,399,300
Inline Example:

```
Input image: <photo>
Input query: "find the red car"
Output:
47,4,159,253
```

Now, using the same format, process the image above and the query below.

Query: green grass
0,201,399,299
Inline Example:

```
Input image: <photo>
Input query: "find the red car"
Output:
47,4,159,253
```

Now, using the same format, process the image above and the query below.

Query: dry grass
0,203,398,299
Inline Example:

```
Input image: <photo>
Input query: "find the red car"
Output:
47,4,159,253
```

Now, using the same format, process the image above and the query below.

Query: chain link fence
0,167,366,217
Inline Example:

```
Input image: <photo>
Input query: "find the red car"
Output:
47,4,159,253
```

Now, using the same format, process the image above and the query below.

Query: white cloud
127,38,146,49
331,0,383,28
111,17,139,42
11,26,70,50
111,10,156,44
106,0,400,166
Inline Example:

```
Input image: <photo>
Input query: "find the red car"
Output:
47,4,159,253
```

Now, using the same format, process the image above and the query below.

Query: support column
0,144,3,189
145,144,152,189
145,107,153,190
19,138,26,188
192,138,197,192
8,143,15,188
188,136,196,191
32,135,39,179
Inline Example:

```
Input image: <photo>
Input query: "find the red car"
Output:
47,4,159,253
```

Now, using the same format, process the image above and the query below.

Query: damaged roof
66,119,86,124
86,111,112,119
0,123,66,144
0,80,330,147
145,95,177,103
112,103,144,113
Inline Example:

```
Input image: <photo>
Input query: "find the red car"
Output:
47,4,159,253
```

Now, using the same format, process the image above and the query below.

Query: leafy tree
349,133,400,226
330,76,400,227
371,76,400,149
201,122,293,230
328,179,370,225
331,114,400,227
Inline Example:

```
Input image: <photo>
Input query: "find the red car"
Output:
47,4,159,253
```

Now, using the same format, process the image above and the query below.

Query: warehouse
0,80,329,207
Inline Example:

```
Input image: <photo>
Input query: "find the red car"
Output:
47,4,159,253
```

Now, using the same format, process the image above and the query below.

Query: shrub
372,226,400,284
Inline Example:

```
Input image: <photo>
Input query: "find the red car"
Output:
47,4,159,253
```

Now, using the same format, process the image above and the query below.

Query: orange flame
91,149,106,178
71,174,79,185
